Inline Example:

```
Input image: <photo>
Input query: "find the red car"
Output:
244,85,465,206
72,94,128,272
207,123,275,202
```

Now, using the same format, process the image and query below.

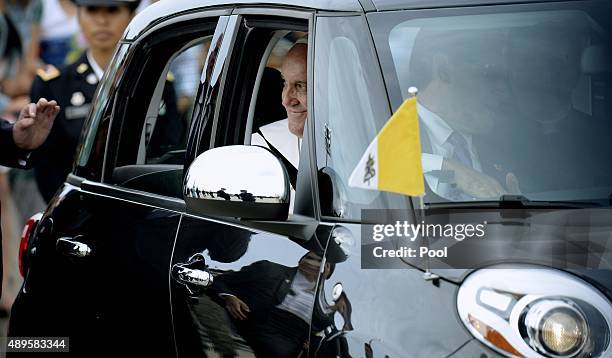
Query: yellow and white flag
348,96,425,196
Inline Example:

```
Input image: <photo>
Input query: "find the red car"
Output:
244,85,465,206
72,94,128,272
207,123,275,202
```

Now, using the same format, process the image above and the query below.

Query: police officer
31,0,180,202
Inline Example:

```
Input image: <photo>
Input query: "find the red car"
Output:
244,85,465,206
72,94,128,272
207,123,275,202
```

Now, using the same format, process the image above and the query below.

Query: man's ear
324,262,331,278
432,53,451,83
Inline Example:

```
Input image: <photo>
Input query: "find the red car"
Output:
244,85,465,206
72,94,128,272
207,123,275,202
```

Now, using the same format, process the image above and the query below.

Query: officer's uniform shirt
30,51,99,202
87,51,104,84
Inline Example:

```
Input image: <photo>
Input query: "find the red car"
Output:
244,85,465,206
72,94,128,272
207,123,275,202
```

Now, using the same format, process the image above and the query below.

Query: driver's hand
443,159,507,199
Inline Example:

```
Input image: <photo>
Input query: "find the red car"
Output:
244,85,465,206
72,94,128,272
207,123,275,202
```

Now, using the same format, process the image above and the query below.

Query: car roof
124,0,363,40
372,0,584,11
124,0,585,40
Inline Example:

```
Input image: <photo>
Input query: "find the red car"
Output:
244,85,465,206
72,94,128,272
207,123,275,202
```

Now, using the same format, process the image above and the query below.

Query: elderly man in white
252,42,307,173
251,42,307,214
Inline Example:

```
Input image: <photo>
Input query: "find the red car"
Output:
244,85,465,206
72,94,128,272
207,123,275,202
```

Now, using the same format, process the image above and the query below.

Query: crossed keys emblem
363,154,376,185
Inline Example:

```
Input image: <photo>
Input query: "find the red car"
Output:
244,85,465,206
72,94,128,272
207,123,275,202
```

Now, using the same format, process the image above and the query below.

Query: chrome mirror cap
183,145,290,220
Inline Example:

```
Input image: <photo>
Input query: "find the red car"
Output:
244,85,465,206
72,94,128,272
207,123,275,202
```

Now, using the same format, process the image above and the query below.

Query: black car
9,0,612,357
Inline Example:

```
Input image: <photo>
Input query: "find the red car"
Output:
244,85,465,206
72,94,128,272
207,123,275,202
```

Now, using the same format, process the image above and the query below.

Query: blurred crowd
0,0,155,317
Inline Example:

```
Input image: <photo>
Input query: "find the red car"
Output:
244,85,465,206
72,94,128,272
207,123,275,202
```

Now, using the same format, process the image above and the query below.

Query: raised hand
13,98,60,150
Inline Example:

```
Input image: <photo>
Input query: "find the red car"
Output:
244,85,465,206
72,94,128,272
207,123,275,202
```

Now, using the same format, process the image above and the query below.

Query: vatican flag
348,96,425,196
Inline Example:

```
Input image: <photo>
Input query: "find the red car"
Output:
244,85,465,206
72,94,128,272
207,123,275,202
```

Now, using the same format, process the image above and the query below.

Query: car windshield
370,2,612,205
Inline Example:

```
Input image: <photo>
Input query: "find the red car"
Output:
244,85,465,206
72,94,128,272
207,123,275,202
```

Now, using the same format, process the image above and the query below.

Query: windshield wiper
427,195,603,209
497,195,602,209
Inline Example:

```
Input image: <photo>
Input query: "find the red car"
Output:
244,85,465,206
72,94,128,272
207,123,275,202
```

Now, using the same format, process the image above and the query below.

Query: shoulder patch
36,65,61,82
166,72,175,82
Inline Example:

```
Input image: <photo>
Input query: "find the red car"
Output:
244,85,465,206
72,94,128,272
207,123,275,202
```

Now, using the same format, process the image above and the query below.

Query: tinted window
143,39,210,165
108,23,216,199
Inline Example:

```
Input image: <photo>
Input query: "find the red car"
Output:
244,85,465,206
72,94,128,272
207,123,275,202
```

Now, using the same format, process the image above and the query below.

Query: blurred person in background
0,0,33,117
5,0,42,75
171,45,204,119
30,0,142,202
39,0,79,67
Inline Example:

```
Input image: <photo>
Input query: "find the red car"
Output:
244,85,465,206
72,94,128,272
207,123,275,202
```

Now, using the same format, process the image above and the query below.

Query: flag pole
406,87,425,211
408,86,439,282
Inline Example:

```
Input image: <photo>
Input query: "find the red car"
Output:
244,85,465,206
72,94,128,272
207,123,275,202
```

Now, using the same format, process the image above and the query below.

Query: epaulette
36,65,61,82
166,71,175,82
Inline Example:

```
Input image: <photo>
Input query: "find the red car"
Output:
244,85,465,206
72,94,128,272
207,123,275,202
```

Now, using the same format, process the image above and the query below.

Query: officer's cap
72,0,141,8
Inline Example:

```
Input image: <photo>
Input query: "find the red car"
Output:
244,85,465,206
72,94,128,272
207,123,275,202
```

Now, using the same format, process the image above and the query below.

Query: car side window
141,39,211,166
204,19,308,211
75,44,130,180
107,23,216,199
314,16,408,220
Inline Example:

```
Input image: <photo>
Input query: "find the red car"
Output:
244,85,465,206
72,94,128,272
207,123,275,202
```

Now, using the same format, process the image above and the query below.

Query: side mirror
183,145,290,220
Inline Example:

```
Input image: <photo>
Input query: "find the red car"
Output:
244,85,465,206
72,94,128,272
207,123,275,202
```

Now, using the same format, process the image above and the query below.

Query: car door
169,10,333,358
9,11,224,357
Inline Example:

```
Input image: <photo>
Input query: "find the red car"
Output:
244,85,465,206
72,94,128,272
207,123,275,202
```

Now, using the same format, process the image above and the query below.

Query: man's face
427,32,510,135
508,30,579,121
438,36,509,135
443,60,505,135
281,44,308,138
298,251,323,282
78,6,134,52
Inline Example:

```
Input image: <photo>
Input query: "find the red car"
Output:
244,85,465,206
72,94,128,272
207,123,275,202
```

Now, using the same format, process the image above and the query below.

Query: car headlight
457,266,611,357
524,299,587,356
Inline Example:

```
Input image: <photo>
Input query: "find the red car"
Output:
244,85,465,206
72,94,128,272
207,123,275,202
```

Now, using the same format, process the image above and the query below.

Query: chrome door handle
172,264,213,288
172,253,213,295
56,237,92,258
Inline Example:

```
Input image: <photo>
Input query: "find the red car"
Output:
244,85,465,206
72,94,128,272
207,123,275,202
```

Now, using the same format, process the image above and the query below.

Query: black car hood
426,207,612,299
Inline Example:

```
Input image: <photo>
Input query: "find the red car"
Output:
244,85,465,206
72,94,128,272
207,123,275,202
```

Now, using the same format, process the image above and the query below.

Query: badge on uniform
71,92,86,106
65,104,91,120
86,73,98,85
66,91,90,120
